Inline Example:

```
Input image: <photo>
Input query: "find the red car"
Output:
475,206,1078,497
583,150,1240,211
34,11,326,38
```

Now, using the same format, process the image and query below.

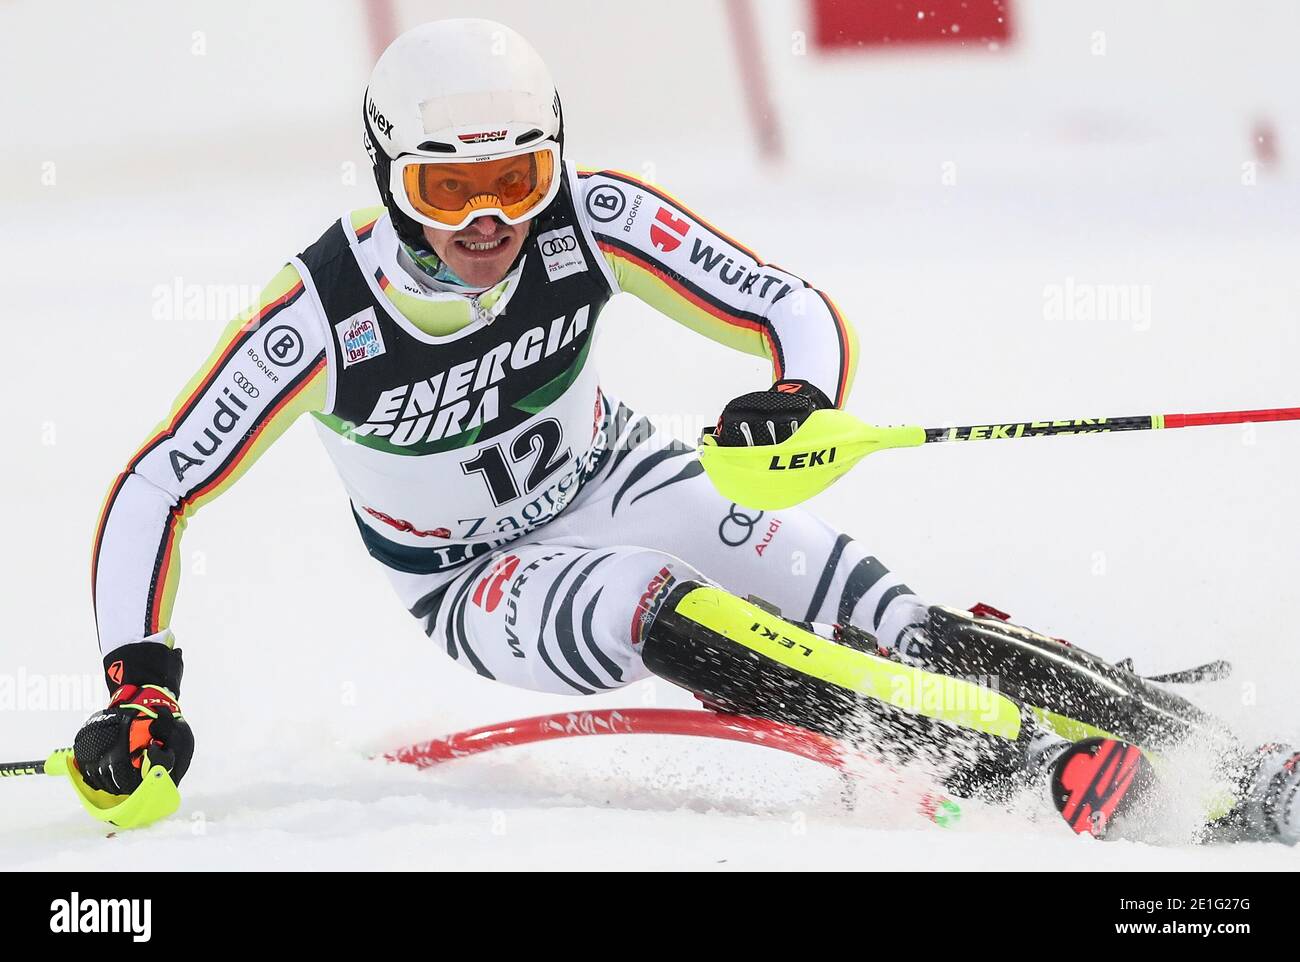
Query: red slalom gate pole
384,708,961,827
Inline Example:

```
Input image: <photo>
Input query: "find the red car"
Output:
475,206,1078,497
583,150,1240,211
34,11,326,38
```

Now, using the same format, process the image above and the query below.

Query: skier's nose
467,217,502,238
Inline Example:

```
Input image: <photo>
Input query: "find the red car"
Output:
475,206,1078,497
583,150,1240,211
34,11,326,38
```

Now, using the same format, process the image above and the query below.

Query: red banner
810,0,1013,50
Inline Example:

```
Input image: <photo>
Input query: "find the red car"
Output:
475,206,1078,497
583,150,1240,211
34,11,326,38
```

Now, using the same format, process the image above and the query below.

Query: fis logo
768,447,837,470
50,892,152,942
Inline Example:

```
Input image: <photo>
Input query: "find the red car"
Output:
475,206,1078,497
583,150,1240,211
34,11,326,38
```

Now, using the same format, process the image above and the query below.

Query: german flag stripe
144,507,184,639
90,469,132,611
91,281,308,616
815,289,854,407
578,168,762,264
355,217,379,242
125,281,305,473
143,352,327,635
596,233,777,332
598,238,783,377
745,262,850,402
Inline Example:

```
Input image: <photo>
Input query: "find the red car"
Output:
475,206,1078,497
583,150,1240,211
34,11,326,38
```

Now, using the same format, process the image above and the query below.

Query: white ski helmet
363,19,564,247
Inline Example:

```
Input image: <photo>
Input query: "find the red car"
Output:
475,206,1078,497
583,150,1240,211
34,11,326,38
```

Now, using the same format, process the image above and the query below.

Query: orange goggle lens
401,150,556,226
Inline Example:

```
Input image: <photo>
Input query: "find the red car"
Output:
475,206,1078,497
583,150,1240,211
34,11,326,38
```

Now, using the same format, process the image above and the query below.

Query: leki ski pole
919,405,1300,443
699,405,1300,509
0,754,62,777
0,747,180,829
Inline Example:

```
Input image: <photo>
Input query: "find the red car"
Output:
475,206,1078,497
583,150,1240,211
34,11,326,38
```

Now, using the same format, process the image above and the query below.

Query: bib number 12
461,418,572,506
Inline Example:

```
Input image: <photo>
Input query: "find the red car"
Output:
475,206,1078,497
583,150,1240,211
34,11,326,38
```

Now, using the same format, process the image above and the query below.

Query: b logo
585,185,626,223
263,325,304,367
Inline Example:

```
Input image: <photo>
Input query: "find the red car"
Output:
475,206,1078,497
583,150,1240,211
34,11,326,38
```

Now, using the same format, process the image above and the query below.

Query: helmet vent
416,140,456,154
515,129,544,146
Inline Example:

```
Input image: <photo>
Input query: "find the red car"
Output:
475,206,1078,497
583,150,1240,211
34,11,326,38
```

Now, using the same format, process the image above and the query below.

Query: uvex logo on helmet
366,96,394,138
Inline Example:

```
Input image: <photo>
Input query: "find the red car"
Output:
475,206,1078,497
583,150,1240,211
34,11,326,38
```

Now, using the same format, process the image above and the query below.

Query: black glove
73,642,194,795
714,379,834,447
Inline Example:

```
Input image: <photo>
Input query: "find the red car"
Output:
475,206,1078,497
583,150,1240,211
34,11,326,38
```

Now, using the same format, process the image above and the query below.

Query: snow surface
1,1,1298,870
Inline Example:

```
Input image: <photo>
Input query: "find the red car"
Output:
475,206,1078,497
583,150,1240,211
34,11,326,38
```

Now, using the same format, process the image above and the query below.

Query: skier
76,18,1298,843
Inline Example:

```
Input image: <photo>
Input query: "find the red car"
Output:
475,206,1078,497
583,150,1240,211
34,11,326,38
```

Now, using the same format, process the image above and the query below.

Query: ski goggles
391,144,560,231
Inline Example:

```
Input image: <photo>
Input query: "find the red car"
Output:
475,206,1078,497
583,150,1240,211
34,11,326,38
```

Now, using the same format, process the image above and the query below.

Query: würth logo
50,892,152,942
649,207,689,253
472,555,522,613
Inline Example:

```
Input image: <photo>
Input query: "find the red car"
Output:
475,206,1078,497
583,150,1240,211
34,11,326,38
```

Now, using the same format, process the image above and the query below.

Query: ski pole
0,747,181,828
0,754,61,777
699,405,1300,509
920,406,1300,443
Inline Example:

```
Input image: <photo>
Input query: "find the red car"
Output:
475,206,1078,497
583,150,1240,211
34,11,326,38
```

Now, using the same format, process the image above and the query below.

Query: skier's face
423,216,528,287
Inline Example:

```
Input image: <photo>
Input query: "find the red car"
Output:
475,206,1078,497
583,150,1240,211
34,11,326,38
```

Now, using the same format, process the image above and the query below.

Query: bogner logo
536,227,586,281
355,306,591,446
168,383,252,482
335,307,386,368
768,447,836,470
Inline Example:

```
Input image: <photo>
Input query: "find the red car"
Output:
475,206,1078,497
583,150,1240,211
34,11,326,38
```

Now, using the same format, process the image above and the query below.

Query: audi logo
232,372,261,398
718,503,765,547
540,236,577,256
